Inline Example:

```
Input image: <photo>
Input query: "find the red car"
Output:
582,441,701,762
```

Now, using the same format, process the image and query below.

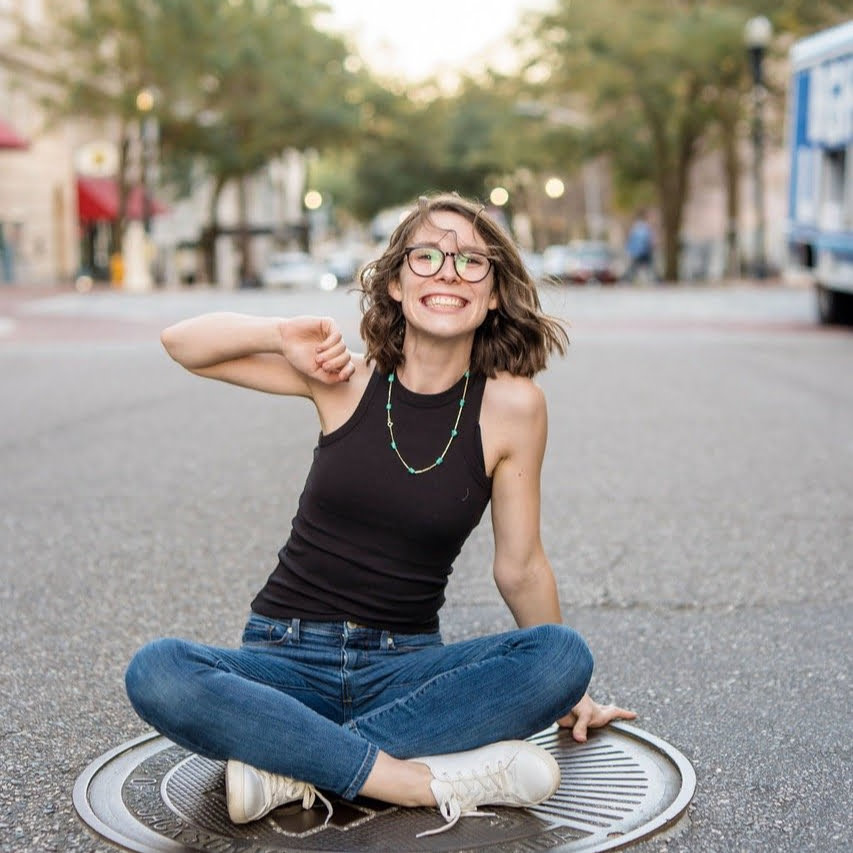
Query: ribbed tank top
251,368,492,632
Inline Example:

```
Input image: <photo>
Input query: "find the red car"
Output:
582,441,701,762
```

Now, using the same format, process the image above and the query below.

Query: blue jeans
125,614,593,799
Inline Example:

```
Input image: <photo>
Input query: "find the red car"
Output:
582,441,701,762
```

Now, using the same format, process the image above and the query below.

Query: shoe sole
225,760,253,824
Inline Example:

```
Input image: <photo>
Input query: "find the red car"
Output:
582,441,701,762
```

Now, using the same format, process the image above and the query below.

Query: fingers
563,702,638,743
611,705,638,722
315,324,354,382
556,712,577,729
316,323,343,356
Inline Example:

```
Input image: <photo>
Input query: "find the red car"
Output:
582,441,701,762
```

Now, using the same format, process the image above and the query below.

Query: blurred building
0,1,82,285
0,0,313,289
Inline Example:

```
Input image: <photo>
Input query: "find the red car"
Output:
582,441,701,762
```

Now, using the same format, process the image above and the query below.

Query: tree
152,0,362,280
331,70,553,222
527,0,853,280
17,0,361,280
528,0,749,280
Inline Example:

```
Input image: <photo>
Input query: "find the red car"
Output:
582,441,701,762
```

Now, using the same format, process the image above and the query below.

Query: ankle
358,752,435,806
407,760,438,806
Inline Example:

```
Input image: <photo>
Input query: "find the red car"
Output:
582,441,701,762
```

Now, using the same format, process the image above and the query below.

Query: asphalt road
0,282,850,852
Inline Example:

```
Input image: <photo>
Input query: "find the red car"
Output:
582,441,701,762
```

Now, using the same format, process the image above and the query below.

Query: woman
125,193,635,837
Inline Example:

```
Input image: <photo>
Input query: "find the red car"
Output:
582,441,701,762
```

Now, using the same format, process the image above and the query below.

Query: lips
421,294,468,308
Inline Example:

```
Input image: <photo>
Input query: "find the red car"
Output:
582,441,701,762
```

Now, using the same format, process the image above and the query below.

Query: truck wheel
816,284,850,325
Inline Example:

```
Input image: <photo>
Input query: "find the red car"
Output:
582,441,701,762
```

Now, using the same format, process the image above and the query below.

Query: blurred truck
786,20,853,324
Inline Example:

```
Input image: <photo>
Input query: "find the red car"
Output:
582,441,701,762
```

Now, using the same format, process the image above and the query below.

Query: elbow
160,325,179,360
160,322,196,367
494,561,549,600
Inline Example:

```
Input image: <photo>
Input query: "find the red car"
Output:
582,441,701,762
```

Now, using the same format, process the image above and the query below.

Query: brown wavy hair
358,193,569,377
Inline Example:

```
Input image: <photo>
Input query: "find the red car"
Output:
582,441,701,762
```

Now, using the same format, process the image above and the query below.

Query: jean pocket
241,614,292,647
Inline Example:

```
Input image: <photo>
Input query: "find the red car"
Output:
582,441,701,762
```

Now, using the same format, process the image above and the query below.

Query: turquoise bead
391,441,396,449
408,467,415,474
436,457,444,464
451,429,458,437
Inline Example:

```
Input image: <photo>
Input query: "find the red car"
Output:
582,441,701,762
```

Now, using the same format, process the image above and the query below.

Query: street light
135,88,156,234
744,15,772,279
123,88,157,291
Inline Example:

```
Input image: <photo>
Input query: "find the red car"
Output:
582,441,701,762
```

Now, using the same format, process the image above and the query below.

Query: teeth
424,295,465,308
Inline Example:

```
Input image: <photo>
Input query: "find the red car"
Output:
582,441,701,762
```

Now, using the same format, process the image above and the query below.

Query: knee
528,623,594,692
125,637,195,726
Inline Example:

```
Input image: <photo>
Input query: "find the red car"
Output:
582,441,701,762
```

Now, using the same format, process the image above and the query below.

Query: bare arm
488,376,636,739
489,378,560,626
160,312,355,396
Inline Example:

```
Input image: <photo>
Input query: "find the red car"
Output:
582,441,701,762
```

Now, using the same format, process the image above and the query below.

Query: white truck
787,20,853,323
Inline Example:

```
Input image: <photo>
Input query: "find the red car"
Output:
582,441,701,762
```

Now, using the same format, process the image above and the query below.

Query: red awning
0,119,29,150
77,176,168,223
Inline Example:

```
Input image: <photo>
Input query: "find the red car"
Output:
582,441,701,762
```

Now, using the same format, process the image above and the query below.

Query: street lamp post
123,88,156,291
136,88,156,235
744,15,772,279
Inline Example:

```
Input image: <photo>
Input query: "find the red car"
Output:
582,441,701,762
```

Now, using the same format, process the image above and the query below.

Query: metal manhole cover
74,722,695,852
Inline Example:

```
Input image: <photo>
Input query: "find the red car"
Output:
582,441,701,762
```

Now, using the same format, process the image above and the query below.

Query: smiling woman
125,191,634,841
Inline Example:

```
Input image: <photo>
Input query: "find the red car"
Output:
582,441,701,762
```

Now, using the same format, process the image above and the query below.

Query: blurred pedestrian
625,209,657,283
125,193,635,838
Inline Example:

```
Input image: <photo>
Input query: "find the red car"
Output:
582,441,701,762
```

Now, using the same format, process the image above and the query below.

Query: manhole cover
74,723,694,852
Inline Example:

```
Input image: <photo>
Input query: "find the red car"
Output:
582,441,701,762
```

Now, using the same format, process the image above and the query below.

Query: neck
397,338,474,394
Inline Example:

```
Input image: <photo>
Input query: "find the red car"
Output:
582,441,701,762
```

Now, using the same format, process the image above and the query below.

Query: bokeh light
490,187,509,206
304,190,323,210
544,177,565,199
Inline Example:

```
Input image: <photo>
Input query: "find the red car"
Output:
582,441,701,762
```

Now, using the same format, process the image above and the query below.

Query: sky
319,0,553,84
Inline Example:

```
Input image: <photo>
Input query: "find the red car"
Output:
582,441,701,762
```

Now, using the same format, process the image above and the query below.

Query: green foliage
338,71,552,220
20,0,361,205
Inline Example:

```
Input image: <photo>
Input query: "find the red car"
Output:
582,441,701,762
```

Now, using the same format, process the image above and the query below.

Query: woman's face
388,210,498,343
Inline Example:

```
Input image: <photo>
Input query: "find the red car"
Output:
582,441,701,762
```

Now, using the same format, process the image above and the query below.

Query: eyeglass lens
406,247,490,282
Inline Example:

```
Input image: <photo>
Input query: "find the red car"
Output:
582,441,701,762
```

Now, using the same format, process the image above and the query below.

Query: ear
488,287,498,311
389,277,402,303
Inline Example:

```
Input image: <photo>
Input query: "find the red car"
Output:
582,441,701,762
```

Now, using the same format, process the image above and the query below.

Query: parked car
519,249,545,282
260,251,338,290
542,241,623,284
321,246,367,284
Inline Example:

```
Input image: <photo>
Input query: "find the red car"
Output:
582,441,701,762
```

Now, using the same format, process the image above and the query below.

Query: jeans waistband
246,613,441,651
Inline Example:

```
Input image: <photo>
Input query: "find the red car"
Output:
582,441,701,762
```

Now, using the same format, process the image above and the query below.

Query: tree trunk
201,175,226,284
658,184,683,282
649,88,701,282
720,112,740,279
236,175,255,287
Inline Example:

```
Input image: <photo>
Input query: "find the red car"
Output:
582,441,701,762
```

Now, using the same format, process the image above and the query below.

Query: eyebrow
410,240,488,253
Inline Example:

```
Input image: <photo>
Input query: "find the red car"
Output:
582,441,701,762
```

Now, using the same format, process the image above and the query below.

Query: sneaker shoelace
416,760,517,837
270,777,334,826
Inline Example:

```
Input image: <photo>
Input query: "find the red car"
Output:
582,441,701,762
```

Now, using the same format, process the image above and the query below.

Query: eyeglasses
403,246,493,283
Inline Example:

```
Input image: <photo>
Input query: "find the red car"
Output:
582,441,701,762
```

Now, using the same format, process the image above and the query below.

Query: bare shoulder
481,373,547,474
482,372,546,422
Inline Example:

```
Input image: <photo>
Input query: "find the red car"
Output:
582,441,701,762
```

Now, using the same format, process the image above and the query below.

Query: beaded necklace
386,369,470,475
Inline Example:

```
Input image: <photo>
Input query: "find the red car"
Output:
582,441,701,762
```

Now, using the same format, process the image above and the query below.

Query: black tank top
251,368,492,632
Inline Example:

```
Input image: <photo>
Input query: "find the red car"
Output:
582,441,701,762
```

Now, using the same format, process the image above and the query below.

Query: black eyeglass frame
403,245,494,283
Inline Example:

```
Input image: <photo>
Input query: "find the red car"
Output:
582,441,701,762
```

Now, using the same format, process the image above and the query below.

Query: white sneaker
413,740,560,837
225,759,333,825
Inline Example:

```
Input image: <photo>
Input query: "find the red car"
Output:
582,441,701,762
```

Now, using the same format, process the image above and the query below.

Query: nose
435,251,460,281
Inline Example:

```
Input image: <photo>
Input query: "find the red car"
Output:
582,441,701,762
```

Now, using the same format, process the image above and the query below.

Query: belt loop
288,618,300,643
380,630,395,650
